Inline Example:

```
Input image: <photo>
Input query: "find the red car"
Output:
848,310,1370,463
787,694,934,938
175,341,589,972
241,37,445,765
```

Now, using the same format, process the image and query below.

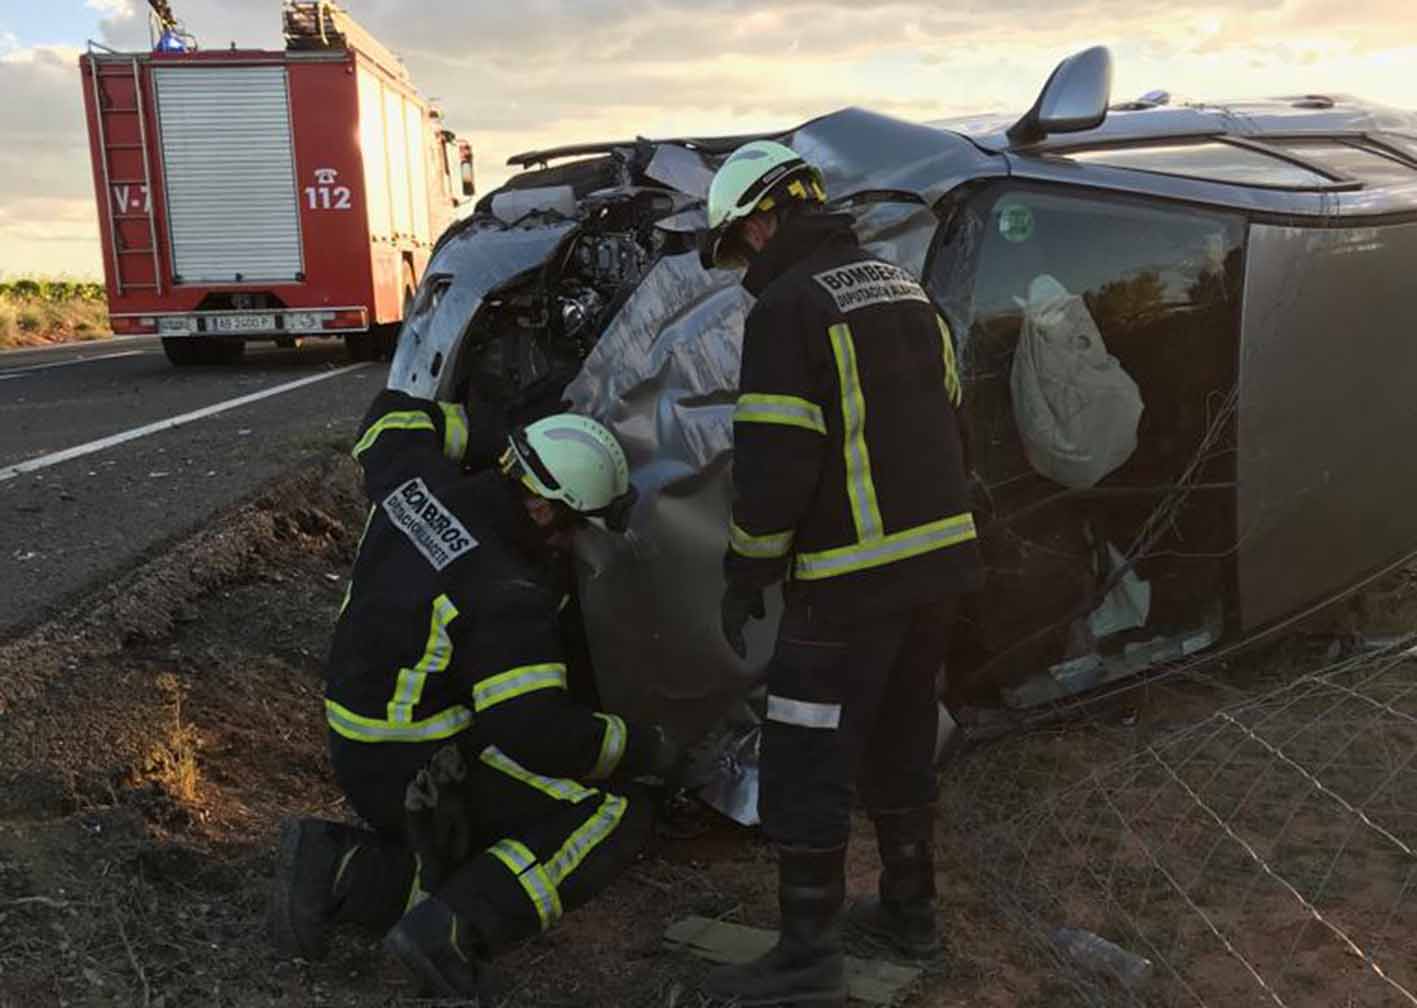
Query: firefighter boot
269,817,372,959
384,895,499,1001
701,845,847,1007
268,817,415,960
847,806,940,958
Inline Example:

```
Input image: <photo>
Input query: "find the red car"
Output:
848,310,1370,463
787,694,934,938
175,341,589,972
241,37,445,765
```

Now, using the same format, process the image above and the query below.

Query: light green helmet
702,140,826,269
503,414,637,531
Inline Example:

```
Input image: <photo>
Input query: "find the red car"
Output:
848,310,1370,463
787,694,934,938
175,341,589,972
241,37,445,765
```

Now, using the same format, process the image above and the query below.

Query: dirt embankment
0,449,1003,1007
1,448,1412,1007
0,451,771,1008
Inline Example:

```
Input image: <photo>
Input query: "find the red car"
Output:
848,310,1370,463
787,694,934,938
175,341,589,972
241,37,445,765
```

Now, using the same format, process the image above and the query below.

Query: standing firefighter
269,389,675,998
700,141,982,1006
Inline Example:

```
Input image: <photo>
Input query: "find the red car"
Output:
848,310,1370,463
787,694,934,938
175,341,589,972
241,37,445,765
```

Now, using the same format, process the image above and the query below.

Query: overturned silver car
388,48,1417,761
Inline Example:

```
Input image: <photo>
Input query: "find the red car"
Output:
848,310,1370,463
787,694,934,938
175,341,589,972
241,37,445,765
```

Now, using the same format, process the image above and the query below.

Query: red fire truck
79,2,474,365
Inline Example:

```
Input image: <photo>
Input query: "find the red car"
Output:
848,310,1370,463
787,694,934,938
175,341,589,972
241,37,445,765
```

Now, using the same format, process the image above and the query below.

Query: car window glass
1064,142,1334,188
925,185,1244,684
1260,141,1417,185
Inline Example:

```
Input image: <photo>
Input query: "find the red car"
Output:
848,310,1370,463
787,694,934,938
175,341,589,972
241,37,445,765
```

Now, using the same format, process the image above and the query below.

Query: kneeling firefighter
700,142,983,1005
269,388,678,997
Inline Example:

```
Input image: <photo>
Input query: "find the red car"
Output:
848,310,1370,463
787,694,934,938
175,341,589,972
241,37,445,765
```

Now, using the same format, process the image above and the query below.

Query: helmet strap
738,210,780,258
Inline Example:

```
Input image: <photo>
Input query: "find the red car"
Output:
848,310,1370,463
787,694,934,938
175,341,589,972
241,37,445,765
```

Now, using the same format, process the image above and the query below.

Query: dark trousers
328,732,651,944
758,594,957,848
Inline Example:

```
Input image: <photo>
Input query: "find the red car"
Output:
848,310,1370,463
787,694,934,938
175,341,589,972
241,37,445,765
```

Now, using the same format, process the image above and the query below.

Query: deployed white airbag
1011,274,1144,488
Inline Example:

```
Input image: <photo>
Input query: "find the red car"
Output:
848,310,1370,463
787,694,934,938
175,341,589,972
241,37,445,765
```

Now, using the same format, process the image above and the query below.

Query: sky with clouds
0,0,1414,278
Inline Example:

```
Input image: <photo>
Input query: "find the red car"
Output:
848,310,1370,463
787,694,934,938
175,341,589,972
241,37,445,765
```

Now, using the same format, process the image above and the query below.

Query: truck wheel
162,337,203,366
373,286,413,359
208,338,246,364
372,326,399,360
344,332,378,362
162,336,246,366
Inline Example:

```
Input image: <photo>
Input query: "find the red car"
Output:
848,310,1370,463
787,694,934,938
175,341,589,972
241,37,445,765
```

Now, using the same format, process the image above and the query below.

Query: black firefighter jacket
324,390,636,783
726,212,983,618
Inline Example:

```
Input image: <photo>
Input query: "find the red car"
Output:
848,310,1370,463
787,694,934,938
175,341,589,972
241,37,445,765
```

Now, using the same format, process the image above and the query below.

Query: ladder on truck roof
86,52,163,297
283,1,410,82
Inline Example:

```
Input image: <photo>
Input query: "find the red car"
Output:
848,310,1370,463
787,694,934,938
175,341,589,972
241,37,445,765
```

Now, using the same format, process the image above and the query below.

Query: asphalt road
0,336,386,636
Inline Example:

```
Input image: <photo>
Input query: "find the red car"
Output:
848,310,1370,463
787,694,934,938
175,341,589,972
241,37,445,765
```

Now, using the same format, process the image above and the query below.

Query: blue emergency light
155,29,188,52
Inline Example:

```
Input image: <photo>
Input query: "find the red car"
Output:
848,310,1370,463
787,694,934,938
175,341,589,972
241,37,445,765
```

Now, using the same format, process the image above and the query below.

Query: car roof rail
508,130,788,168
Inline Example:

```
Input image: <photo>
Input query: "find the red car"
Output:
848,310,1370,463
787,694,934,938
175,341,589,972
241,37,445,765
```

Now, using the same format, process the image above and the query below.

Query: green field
0,278,110,349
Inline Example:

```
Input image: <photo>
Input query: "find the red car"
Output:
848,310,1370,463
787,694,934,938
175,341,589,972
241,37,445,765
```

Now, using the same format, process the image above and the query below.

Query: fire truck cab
80,2,474,365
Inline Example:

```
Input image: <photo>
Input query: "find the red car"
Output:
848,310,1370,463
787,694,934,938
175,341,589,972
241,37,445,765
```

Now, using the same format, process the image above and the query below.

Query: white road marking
0,333,154,358
0,362,374,483
0,350,147,380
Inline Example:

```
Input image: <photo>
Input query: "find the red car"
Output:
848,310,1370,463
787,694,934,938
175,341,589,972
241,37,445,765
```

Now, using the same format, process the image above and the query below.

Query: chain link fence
942,638,1417,1007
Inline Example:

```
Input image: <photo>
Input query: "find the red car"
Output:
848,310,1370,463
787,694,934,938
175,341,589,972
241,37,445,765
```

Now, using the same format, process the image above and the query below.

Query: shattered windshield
928,184,1245,706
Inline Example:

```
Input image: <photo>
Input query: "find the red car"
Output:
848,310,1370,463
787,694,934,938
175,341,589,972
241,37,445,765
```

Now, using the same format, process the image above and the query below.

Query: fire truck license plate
212,314,275,332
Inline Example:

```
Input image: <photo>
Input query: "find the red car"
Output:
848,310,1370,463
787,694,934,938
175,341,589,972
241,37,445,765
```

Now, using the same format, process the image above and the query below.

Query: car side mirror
1007,46,1113,146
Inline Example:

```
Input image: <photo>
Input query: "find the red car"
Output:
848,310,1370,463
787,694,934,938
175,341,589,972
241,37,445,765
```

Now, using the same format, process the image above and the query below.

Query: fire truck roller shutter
153,65,303,283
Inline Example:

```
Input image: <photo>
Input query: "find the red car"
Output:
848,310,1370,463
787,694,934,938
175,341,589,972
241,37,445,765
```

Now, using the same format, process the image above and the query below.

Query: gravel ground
2,449,1411,1007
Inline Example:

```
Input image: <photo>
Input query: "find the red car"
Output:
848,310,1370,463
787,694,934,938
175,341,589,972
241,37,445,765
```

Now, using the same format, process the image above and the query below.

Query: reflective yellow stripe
488,839,562,931
438,402,470,462
588,713,627,781
351,410,436,459
794,512,977,581
478,745,593,803
388,594,460,724
325,699,471,743
734,393,827,435
547,793,628,886
339,506,378,616
730,521,794,560
449,916,468,963
767,695,842,729
828,323,883,541
405,853,428,912
488,838,536,874
472,663,567,713
937,316,962,407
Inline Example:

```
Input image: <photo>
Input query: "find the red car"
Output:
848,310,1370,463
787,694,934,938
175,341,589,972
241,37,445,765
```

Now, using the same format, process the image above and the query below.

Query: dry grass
0,278,109,349
146,674,203,805
939,636,1417,1008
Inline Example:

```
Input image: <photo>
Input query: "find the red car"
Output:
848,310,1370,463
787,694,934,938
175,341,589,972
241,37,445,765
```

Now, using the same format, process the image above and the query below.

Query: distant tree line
0,279,106,303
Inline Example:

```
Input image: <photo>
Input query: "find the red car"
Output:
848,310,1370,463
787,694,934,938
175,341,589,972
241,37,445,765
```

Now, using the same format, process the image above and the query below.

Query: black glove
621,723,684,784
721,585,766,659
403,744,473,891
621,723,691,826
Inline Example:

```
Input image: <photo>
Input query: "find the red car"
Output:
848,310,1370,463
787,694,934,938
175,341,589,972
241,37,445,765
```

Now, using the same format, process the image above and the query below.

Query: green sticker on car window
998,203,1034,243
